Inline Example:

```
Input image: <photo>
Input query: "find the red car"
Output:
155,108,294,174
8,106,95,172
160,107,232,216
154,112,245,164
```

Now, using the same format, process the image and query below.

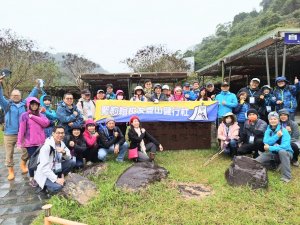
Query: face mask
117,95,124,100
248,115,257,122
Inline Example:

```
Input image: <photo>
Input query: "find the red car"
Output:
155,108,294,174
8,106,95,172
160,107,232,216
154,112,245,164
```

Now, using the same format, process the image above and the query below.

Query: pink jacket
217,122,240,149
83,119,98,148
17,113,50,148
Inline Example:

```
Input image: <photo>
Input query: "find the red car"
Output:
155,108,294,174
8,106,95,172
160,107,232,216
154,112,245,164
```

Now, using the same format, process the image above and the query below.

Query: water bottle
38,79,44,88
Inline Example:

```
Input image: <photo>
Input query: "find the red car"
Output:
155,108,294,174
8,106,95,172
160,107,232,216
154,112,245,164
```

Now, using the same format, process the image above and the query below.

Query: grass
0,129,3,145
32,149,300,225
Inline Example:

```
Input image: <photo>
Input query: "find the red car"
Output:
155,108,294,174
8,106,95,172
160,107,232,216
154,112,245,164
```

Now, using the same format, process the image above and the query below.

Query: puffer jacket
56,101,84,134
233,102,250,123
17,97,50,148
263,124,293,153
257,93,276,120
217,122,240,149
237,86,262,111
273,84,300,113
215,91,238,118
40,95,58,137
240,118,267,144
0,86,39,135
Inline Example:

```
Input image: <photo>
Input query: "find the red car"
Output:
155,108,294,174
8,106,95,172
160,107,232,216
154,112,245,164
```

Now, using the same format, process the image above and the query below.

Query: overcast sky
1,0,262,72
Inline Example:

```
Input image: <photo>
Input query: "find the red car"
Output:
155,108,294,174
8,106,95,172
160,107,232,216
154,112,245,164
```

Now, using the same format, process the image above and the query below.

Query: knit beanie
268,111,279,120
129,115,140,124
105,117,115,124
247,109,258,117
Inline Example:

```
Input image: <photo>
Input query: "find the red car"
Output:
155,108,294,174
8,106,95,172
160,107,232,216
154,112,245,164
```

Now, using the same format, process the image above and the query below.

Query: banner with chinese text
95,100,218,123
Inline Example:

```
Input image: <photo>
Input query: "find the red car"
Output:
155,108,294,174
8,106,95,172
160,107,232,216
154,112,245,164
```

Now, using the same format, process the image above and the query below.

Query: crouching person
128,115,164,161
34,126,75,193
98,117,128,162
256,112,293,183
217,112,239,157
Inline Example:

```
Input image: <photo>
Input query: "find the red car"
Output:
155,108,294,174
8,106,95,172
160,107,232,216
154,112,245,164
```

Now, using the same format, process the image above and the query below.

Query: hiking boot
149,152,156,161
20,160,28,174
292,161,299,167
29,179,38,188
7,167,15,180
280,177,291,183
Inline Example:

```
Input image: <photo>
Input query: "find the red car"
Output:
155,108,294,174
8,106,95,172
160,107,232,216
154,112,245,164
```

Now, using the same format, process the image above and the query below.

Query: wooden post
282,44,287,76
275,41,278,77
221,61,225,81
228,66,232,84
265,48,270,86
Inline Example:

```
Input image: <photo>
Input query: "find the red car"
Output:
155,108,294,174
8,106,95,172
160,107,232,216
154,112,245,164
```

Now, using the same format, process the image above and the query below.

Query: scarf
134,127,146,154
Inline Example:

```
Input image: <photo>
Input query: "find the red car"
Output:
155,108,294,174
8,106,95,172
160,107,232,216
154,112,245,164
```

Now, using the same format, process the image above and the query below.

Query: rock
62,173,98,205
176,183,213,200
115,162,169,191
225,156,268,189
81,163,107,177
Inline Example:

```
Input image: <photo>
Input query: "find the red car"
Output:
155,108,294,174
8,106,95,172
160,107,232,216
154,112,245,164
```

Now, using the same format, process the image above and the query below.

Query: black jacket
64,134,87,160
98,126,125,148
128,126,160,150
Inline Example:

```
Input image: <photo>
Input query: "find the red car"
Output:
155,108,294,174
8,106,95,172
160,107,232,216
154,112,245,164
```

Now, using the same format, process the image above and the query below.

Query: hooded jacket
237,86,263,111
83,119,98,148
40,95,58,137
279,109,300,147
215,91,238,118
218,114,240,147
98,125,125,148
0,86,39,135
240,118,267,144
64,127,87,160
17,97,50,148
170,87,185,101
128,125,160,150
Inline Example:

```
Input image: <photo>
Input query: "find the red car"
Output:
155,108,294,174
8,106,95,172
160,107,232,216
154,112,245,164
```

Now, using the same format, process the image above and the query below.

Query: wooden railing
42,204,87,225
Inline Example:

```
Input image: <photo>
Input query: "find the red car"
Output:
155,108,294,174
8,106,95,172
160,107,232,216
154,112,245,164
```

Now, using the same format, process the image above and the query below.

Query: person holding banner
106,84,116,100
130,86,147,101
170,86,185,101
98,117,128,162
127,115,163,161
150,83,169,102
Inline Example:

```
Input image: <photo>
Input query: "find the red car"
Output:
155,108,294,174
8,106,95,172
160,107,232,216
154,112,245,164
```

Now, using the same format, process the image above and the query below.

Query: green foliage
188,0,300,71
32,150,300,225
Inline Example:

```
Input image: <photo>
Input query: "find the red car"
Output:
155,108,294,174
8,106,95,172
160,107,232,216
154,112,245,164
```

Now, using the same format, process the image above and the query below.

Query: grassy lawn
32,149,300,225
0,129,3,145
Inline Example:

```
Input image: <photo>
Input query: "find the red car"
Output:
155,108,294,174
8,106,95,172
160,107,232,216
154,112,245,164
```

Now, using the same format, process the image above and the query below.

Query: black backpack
28,145,55,171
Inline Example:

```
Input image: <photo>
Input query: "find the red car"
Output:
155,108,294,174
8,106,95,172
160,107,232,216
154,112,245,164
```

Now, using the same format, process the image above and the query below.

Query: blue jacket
106,92,116,100
273,84,300,113
263,124,293,153
215,91,238,118
183,90,197,101
233,102,250,123
56,101,84,134
40,95,58,137
0,86,39,135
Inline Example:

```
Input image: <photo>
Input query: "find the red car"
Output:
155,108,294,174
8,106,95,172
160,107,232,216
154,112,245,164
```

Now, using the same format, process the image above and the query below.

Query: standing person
217,112,239,157
105,84,116,100
215,82,238,121
94,89,106,101
197,87,211,101
273,76,300,121
183,82,197,101
192,81,201,98
76,89,96,121
278,109,300,167
83,119,99,163
40,95,58,138
130,86,147,101
237,78,262,111
64,125,87,169
34,126,75,193
98,117,128,162
258,85,276,122
0,75,40,180
116,90,125,100
170,86,185,101
17,97,50,187
150,84,169,102
237,109,267,158
127,115,163,161
206,82,220,101
256,112,293,183
233,92,250,134
143,79,153,101
56,93,84,134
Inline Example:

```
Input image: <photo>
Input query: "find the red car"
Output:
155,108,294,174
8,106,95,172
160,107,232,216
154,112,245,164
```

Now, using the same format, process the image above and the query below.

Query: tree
123,45,190,72
62,53,97,89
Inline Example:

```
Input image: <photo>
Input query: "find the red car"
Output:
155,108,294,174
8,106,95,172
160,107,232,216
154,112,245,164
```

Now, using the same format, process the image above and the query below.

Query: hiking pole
203,149,224,167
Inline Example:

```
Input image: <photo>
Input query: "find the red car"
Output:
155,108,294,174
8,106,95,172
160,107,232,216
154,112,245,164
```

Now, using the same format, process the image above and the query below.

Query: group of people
216,76,300,183
1,71,299,195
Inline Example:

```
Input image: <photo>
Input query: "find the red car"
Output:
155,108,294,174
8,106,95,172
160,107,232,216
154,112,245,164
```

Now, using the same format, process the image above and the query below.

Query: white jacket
34,136,71,189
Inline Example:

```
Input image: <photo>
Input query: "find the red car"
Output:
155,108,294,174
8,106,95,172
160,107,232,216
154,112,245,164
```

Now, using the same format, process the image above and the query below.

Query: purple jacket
17,97,50,148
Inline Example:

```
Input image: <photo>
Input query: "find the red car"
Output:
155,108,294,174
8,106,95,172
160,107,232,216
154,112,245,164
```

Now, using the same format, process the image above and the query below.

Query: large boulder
61,173,98,205
115,162,169,191
225,156,268,189
81,163,107,177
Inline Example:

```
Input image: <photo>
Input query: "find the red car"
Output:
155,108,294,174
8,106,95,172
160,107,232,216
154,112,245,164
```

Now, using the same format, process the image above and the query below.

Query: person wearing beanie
127,115,163,161
105,84,116,100
217,112,240,157
273,76,300,121
215,82,238,120
40,94,58,138
257,85,276,123
83,119,99,163
256,111,293,183
76,89,96,121
130,86,147,101
278,109,300,167
237,78,262,111
237,108,267,158
64,125,87,169
150,83,169,102
233,91,250,135
98,117,128,162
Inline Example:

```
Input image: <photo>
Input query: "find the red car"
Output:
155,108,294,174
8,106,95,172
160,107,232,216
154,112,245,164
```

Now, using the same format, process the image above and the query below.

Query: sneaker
29,179,38,188
292,161,299,167
280,177,291,183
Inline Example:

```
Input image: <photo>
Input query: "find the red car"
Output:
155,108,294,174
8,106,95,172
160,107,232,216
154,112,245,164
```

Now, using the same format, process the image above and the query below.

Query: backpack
28,145,55,171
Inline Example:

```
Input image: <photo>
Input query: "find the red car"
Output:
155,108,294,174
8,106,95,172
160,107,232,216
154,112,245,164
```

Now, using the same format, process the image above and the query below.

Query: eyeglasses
55,132,65,135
